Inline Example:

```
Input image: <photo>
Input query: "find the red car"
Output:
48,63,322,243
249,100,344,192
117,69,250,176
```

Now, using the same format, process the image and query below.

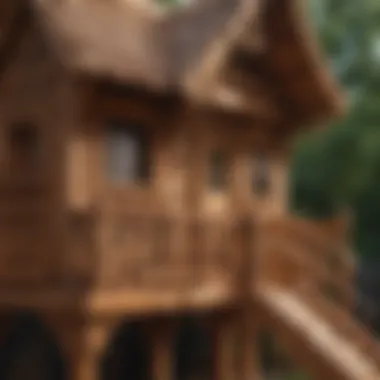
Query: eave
184,0,347,130
32,0,239,90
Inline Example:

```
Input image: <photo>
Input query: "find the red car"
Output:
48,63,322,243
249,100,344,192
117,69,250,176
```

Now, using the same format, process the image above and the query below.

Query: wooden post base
44,314,120,380
149,317,175,380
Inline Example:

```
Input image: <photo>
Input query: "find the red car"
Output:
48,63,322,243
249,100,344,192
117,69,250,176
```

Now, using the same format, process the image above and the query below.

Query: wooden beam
235,0,267,54
184,0,262,101
188,79,281,122
149,318,175,380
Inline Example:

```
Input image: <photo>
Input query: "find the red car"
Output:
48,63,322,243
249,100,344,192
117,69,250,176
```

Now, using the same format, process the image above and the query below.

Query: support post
45,314,119,380
239,306,262,380
149,317,174,380
211,312,237,380
237,216,262,380
0,312,12,344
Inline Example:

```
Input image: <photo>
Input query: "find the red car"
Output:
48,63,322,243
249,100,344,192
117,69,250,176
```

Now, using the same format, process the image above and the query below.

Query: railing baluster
189,216,202,288
217,220,231,279
153,216,170,266
97,211,239,295
152,216,171,288
236,216,255,299
262,216,380,371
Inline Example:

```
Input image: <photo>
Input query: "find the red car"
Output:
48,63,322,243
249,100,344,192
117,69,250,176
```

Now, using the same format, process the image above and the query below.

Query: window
8,122,40,171
209,150,228,192
252,154,270,196
106,121,150,184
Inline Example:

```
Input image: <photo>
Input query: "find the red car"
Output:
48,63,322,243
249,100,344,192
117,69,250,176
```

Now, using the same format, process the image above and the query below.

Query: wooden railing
256,216,380,375
256,217,355,307
95,213,246,292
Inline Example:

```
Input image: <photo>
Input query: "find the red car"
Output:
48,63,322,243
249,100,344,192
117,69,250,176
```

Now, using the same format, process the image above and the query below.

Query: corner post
44,314,119,380
210,312,237,380
149,317,175,380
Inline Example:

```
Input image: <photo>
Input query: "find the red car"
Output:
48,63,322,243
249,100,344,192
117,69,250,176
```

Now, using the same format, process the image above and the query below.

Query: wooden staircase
255,216,380,380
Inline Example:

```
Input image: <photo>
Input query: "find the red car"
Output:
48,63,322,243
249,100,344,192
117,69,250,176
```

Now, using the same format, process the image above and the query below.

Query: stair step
258,286,380,380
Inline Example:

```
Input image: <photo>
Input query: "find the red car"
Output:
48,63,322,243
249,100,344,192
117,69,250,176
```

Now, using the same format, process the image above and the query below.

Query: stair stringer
256,286,380,380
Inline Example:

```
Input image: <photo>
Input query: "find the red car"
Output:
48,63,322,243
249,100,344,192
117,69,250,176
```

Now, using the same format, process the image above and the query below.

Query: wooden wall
77,89,290,291
0,21,76,288
0,17,291,306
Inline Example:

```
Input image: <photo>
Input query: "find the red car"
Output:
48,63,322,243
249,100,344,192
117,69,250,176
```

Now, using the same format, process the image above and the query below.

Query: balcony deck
0,211,249,315
89,213,243,315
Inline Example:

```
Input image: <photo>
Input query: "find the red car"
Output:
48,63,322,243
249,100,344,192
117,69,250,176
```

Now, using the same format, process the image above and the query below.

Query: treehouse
0,1,378,380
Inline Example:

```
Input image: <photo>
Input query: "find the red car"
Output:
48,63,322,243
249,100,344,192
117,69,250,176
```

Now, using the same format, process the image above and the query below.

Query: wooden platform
0,281,234,316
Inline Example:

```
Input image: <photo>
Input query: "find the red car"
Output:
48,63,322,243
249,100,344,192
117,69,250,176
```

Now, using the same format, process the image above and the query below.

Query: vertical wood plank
149,318,174,380
45,315,119,380
211,313,237,380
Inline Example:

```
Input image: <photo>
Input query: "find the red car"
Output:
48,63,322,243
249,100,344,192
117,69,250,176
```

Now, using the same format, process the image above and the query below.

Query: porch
81,212,252,316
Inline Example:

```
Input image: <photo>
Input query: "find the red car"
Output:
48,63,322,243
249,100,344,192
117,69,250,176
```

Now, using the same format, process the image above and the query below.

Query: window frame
208,149,229,193
105,120,151,186
6,122,42,178
251,153,271,197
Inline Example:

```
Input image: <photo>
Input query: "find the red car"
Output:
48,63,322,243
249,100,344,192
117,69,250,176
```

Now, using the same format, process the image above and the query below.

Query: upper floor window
252,154,270,196
106,121,150,185
8,122,40,173
209,150,228,192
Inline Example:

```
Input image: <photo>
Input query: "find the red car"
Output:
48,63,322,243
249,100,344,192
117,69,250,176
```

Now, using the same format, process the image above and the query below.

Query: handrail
96,212,243,290
258,217,355,310
257,286,380,380
255,216,380,378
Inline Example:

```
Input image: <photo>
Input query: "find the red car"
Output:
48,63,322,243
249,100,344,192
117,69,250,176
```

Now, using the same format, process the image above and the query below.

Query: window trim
7,122,41,175
208,149,229,193
105,119,151,186
251,153,271,197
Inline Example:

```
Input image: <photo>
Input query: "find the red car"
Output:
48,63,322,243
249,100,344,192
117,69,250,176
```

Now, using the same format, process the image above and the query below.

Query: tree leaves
290,0,380,256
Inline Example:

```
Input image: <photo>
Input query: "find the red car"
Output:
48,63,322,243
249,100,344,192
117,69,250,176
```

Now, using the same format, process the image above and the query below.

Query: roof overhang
31,0,238,90
184,0,347,129
0,0,347,134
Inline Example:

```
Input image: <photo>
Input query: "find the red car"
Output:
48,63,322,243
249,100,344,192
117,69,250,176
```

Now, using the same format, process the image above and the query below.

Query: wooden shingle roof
0,0,345,132
32,0,238,89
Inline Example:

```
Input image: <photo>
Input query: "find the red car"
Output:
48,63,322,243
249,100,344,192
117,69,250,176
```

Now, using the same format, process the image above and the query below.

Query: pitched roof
185,0,346,129
1,0,345,131
32,0,238,89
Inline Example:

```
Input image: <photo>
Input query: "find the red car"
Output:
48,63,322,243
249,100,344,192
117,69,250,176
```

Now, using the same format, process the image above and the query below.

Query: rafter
183,0,262,100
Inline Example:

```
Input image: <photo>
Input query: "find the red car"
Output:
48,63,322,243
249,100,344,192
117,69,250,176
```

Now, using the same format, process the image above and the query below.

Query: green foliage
290,0,380,257
156,0,188,8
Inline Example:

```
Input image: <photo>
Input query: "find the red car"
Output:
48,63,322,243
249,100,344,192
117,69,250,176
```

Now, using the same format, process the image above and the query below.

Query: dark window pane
106,121,150,184
252,154,270,196
209,150,227,191
8,123,39,171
